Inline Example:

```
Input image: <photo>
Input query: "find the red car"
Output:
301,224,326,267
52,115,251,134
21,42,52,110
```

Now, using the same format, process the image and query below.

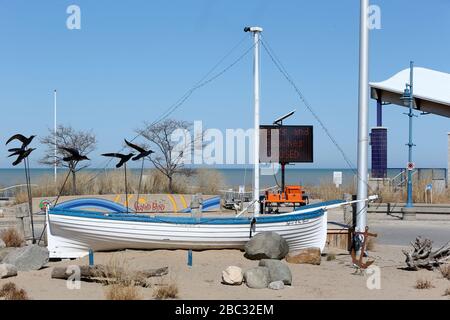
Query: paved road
371,222,450,247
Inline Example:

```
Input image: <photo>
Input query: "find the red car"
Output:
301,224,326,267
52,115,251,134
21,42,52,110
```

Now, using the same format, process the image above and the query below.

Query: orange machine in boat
264,185,309,212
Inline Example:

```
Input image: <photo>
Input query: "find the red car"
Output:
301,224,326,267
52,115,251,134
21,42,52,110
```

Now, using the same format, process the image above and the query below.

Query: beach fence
0,184,38,201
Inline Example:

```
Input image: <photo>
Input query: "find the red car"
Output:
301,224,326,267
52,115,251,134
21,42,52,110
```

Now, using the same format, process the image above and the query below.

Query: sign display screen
260,125,313,163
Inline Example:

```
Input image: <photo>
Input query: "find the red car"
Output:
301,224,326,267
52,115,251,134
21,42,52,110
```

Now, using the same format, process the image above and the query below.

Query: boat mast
356,0,369,233
245,26,263,217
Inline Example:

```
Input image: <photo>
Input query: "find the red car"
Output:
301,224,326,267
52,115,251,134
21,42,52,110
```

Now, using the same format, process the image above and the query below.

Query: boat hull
47,209,328,258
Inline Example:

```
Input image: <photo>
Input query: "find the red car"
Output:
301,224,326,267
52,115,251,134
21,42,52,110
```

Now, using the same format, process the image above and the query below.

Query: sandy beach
1,244,449,300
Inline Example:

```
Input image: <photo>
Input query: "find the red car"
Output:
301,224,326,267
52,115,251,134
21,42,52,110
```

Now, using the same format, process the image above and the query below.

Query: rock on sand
222,266,243,285
244,232,289,260
0,263,18,279
268,280,285,290
258,259,292,285
3,245,49,271
243,266,270,289
285,247,321,265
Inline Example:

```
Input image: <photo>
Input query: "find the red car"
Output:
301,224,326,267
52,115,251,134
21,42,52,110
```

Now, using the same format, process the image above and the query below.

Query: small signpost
425,183,433,204
333,171,343,188
407,162,415,171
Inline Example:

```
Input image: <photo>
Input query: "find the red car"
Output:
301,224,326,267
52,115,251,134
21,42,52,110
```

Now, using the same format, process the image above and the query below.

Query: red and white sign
407,162,415,170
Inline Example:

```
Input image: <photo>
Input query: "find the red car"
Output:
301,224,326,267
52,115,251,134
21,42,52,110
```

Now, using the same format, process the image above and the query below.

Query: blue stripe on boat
48,208,325,225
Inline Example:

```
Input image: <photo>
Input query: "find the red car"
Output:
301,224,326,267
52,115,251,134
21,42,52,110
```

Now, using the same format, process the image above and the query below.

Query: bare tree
136,119,197,193
40,125,97,194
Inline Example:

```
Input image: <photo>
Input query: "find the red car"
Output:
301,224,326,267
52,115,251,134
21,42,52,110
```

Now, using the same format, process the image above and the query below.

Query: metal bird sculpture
6,134,36,148
101,153,134,168
101,152,135,213
124,139,155,203
60,147,90,162
11,148,35,166
124,139,154,161
5,133,37,243
7,148,24,157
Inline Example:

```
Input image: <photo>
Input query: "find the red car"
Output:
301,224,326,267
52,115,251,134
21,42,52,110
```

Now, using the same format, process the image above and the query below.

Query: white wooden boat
46,200,330,259
45,198,375,259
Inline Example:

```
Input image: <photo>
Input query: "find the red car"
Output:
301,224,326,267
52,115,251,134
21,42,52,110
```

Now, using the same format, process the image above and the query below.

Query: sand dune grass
152,283,179,299
13,168,226,202
415,278,434,289
440,264,450,280
0,283,29,300
0,227,24,247
102,254,142,300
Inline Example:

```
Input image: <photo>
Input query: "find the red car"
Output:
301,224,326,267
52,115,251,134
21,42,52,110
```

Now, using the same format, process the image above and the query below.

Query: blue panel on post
371,128,387,178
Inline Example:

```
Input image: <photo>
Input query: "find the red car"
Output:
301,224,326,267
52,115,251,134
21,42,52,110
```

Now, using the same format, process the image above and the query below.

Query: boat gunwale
48,208,325,225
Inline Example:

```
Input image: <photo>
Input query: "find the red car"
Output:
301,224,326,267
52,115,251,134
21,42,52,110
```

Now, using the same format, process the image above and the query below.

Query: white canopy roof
370,67,450,117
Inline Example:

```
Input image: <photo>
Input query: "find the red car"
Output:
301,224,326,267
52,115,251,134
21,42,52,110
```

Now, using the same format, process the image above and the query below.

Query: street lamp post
401,61,415,208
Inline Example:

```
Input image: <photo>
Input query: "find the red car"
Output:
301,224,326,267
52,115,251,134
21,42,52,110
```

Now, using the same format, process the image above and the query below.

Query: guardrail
368,203,450,215
0,184,38,198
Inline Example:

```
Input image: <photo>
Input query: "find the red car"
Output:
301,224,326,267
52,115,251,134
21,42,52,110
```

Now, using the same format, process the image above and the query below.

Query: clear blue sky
0,0,449,169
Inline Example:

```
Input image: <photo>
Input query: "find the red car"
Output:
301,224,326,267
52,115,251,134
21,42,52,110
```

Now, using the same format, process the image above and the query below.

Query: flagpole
54,89,57,183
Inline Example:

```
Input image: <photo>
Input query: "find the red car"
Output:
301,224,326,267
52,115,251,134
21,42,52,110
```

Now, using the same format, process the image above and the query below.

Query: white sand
1,244,449,300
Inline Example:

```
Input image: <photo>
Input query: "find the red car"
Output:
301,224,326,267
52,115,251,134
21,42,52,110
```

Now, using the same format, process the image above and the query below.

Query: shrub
153,283,179,300
415,278,433,290
0,282,29,300
105,284,141,300
102,254,142,300
326,253,336,261
440,264,450,280
0,227,24,247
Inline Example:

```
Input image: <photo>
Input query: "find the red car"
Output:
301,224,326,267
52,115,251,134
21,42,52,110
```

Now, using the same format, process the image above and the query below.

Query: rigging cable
260,36,380,228
84,35,255,185
260,36,375,197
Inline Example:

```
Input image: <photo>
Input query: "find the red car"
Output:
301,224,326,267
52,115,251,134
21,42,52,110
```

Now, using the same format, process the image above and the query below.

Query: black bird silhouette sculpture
124,139,155,202
6,134,36,149
60,147,90,162
101,153,134,168
124,139,154,161
53,147,91,207
7,148,25,157
11,148,35,166
5,133,36,243
101,152,135,213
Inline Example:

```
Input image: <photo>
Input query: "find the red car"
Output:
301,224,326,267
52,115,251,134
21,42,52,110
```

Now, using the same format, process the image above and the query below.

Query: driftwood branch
402,237,450,270
51,265,168,287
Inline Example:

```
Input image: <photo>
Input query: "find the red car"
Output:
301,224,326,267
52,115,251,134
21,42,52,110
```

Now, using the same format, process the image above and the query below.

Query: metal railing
0,184,38,199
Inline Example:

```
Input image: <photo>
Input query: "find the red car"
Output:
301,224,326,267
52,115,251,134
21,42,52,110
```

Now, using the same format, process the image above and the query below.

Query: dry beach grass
0,227,24,247
14,168,226,202
101,254,142,300
0,282,29,300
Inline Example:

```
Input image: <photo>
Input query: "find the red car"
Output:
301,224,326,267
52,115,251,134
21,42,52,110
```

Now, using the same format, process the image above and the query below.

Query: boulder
222,266,243,285
3,245,49,271
285,247,321,265
0,239,5,249
0,247,15,263
258,259,292,285
243,267,270,289
268,280,285,290
0,263,18,279
244,232,289,260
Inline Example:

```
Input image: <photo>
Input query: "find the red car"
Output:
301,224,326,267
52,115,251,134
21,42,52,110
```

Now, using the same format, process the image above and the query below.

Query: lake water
1,167,438,189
